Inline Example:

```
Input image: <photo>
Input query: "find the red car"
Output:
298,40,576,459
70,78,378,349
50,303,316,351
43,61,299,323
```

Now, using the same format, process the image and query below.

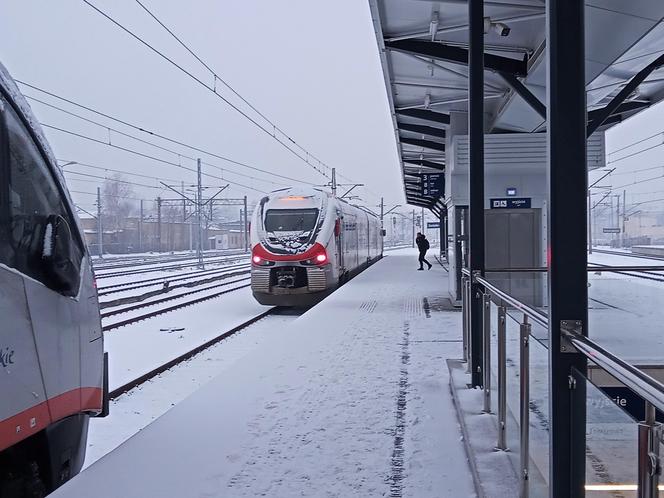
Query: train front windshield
264,209,319,232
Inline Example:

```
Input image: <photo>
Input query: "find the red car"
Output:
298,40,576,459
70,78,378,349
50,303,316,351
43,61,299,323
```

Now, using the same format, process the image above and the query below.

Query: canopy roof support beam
398,122,446,138
396,108,450,124
547,1,588,497
498,71,547,119
586,55,664,136
400,136,446,151
385,38,528,77
403,159,445,170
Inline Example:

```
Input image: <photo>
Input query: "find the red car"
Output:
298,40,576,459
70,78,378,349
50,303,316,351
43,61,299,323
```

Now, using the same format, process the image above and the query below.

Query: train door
3,96,88,431
335,209,344,275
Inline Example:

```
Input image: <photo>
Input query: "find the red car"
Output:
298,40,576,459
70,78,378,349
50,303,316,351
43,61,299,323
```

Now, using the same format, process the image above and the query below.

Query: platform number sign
420,173,444,198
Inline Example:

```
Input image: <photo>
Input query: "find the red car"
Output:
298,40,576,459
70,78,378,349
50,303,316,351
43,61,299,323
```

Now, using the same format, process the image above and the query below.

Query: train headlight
251,247,274,266
302,247,328,266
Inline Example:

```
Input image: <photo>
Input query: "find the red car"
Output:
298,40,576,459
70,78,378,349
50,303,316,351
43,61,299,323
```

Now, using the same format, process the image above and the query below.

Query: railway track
97,263,250,297
590,247,664,262
101,277,251,331
93,250,244,271
95,255,247,279
108,308,276,399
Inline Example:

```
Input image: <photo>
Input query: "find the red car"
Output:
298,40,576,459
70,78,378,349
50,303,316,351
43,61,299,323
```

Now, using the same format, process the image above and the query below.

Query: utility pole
182,180,187,252
587,192,592,254
380,197,384,230
622,189,626,246
243,195,249,253
96,187,103,258
139,199,144,252
412,209,415,248
156,196,162,253
331,167,337,197
196,158,204,269
616,194,620,247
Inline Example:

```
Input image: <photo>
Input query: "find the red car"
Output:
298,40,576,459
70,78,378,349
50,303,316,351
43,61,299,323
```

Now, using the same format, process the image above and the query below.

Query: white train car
250,188,382,306
0,63,107,496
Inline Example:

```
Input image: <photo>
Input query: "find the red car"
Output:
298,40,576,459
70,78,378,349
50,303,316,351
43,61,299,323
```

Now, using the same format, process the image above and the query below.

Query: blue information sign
490,197,531,209
427,221,440,229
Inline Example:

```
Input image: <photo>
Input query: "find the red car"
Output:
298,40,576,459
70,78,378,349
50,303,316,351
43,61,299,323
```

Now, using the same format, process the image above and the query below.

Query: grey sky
1,1,662,219
0,0,404,213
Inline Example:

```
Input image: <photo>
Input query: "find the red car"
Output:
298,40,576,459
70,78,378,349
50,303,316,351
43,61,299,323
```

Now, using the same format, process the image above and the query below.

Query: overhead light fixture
484,17,511,37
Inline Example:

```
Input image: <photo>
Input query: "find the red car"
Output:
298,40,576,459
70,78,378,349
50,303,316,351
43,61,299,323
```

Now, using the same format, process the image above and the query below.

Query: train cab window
0,96,83,293
264,209,319,232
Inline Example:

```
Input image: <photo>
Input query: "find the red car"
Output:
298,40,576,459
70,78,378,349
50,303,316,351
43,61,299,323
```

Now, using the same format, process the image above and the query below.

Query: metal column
96,186,103,257
243,195,249,253
547,1,588,496
468,0,485,388
156,196,162,253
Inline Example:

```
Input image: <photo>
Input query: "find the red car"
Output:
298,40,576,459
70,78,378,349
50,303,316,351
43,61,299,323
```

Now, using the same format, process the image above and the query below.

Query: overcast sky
1,1,662,220
0,0,404,214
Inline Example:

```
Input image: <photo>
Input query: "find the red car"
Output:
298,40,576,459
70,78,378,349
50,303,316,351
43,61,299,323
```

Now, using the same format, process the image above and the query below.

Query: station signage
602,227,621,234
490,198,531,209
418,173,444,198
427,221,440,229
597,386,664,422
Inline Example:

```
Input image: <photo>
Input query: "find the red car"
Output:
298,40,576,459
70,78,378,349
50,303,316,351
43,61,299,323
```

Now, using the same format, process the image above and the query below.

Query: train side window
0,96,83,293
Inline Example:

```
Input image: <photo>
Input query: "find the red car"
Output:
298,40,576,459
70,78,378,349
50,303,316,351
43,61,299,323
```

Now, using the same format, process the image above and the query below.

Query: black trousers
418,250,431,268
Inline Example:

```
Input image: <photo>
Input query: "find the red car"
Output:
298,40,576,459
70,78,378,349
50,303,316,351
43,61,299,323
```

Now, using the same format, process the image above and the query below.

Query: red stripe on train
0,387,102,452
252,242,326,262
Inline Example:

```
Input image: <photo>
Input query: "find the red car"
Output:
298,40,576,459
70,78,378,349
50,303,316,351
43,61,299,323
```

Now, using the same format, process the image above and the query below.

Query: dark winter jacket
416,236,430,252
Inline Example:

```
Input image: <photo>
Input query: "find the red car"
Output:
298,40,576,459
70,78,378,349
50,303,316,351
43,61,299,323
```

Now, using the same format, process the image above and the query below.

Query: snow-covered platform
53,249,476,497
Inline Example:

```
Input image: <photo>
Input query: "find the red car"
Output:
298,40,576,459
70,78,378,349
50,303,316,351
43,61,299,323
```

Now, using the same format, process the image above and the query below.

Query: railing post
496,305,507,450
483,292,492,413
465,278,472,373
638,401,662,498
462,275,469,362
520,315,531,498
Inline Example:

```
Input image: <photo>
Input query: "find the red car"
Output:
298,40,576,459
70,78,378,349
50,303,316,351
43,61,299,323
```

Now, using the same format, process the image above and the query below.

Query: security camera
493,22,510,37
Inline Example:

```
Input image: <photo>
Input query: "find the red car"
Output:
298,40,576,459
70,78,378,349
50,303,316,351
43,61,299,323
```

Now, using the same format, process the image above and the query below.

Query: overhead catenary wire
21,88,307,187
40,122,266,193
82,0,330,178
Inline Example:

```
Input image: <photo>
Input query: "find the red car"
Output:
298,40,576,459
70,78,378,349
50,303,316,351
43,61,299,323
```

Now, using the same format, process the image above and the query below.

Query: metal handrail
566,331,664,414
475,275,548,328
483,266,664,272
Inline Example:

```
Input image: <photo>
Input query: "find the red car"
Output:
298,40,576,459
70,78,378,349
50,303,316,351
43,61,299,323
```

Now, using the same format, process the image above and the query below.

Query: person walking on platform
416,232,432,271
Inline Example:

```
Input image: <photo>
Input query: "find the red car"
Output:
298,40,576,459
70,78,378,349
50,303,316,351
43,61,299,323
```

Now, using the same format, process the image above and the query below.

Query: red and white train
250,188,383,306
0,63,107,496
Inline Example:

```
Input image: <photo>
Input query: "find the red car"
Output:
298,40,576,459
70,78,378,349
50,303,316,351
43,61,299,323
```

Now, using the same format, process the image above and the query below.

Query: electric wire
20,87,308,186
82,0,329,178
40,122,266,193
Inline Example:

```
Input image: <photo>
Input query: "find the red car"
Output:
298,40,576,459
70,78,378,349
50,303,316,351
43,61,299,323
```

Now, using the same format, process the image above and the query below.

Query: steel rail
101,277,250,319
101,282,251,331
95,256,247,279
109,308,276,398
93,250,244,270
97,263,250,296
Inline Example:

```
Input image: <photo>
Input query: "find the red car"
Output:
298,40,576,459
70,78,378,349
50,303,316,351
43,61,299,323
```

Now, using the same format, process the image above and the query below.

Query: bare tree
101,174,135,232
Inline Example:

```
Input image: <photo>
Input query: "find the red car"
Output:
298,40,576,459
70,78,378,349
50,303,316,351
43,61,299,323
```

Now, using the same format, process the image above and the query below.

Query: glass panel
264,208,319,232
581,371,639,498
527,324,550,497
587,268,664,363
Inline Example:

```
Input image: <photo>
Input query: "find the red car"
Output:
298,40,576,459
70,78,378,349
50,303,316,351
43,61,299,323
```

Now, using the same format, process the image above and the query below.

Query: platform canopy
369,0,664,209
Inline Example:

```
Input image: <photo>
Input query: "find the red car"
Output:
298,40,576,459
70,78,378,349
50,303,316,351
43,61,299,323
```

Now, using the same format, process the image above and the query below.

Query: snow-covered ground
86,313,295,468
104,286,270,389
55,250,476,497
